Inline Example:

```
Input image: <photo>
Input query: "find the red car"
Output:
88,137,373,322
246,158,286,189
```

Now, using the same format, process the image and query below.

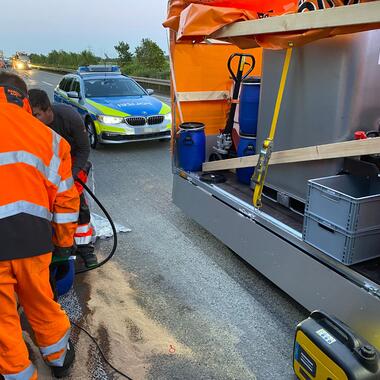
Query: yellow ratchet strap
252,46,293,208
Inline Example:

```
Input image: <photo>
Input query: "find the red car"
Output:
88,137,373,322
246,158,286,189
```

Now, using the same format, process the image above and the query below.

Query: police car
53,65,171,148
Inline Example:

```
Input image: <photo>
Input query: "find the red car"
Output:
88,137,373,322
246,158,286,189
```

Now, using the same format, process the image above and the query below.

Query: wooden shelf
212,2,380,40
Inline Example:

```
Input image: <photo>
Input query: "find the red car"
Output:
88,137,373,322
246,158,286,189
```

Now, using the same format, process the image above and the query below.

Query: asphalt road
15,69,307,379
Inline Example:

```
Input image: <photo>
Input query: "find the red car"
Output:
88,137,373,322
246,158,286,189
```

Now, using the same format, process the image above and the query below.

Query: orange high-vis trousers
0,253,71,379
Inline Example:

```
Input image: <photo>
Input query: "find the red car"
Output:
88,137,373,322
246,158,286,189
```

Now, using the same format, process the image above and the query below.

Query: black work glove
53,245,76,259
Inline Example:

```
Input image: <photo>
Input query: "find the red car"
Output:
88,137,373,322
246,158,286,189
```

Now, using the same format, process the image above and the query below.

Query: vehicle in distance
12,52,31,70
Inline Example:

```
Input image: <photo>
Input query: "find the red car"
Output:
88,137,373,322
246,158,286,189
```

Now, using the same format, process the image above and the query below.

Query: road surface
15,69,307,380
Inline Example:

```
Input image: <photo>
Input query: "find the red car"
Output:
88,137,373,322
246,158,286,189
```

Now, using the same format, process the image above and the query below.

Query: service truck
164,1,380,351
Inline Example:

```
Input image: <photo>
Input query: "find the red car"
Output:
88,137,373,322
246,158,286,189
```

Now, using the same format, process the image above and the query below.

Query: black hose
75,178,118,274
71,320,133,379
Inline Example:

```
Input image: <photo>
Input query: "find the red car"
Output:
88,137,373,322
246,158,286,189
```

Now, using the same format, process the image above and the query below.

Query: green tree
29,49,100,68
135,38,166,70
78,50,99,66
114,41,133,65
47,50,59,65
28,44,171,79
30,53,46,65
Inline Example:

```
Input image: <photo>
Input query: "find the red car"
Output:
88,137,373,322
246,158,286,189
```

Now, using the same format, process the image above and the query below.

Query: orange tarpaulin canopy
165,1,379,137
164,0,297,31
163,0,379,49
170,42,262,135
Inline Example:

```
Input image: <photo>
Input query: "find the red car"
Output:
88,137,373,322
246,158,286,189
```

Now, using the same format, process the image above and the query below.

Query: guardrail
31,65,171,96
30,65,75,74
130,76,171,95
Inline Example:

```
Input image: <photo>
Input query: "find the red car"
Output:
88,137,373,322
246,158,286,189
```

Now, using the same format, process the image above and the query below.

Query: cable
70,180,129,378
67,181,131,378
71,320,133,380
75,178,118,274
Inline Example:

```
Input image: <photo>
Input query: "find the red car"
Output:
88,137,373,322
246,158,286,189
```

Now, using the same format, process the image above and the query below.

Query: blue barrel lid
180,122,205,130
242,76,260,84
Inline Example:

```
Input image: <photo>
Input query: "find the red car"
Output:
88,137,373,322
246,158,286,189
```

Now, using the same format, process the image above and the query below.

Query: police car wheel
86,119,98,149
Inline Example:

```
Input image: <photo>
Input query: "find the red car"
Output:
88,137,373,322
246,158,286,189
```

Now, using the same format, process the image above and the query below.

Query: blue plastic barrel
236,134,256,185
239,77,260,136
54,258,75,297
178,122,206,172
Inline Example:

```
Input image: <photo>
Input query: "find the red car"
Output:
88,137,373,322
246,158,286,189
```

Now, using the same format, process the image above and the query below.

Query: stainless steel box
256,30,380,203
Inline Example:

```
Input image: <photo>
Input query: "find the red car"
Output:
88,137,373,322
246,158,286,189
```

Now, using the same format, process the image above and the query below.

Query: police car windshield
84,78,146,98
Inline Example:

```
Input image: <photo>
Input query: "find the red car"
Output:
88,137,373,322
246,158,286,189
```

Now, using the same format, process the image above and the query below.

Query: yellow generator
294,311,380,380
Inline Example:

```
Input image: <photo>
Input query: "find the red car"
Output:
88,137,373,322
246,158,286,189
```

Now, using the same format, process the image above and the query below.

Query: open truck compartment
256,31,380,203
166,2,380,350
176,170,380,285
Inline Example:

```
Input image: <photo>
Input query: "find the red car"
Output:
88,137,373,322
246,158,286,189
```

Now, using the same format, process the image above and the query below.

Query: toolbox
303,175,380,265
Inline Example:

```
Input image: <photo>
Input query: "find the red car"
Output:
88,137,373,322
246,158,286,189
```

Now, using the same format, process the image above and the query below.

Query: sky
1,0,169,58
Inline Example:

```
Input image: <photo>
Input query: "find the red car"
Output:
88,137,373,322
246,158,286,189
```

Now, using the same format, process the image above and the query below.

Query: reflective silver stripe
76,224,92,234
3,363,36,380
0,151,61,186
57,177,74,194
47,356,66,367
0,201,52,221
53,212,79,224
40,329,70,359
50,132,61,174
75,235,92,245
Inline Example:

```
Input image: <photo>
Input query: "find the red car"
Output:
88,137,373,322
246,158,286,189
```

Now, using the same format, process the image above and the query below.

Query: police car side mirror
146,89,154,95
67,91,80,99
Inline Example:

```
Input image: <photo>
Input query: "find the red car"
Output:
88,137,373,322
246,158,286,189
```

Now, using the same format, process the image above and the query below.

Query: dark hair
28,88,51,111
0,72,27,96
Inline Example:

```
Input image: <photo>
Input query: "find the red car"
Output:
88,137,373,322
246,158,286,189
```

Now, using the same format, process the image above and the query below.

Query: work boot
77,244,98,268
51,339,75,378
80,251,98,268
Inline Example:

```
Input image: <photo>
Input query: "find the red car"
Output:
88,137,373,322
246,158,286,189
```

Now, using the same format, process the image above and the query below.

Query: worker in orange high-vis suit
0,72,80,379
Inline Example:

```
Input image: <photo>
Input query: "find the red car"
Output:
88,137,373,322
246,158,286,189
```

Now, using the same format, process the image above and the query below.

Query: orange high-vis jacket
0,87,80,260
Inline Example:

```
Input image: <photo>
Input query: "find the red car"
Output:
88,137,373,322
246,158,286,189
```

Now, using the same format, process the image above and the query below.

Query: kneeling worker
0,72,79,378
28,89,98,268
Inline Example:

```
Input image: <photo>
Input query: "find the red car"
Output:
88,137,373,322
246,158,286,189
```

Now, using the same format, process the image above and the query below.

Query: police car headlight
97,115,124,124
164,113,172,122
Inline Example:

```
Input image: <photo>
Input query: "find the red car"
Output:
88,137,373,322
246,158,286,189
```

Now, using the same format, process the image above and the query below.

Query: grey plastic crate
303,213,380,265
306,175,380,234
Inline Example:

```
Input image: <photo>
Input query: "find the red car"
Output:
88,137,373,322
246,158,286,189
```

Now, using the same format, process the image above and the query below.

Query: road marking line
42,81,54,87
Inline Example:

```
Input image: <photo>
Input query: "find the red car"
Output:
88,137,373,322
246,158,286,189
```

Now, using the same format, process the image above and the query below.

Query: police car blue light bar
77,65,121,74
